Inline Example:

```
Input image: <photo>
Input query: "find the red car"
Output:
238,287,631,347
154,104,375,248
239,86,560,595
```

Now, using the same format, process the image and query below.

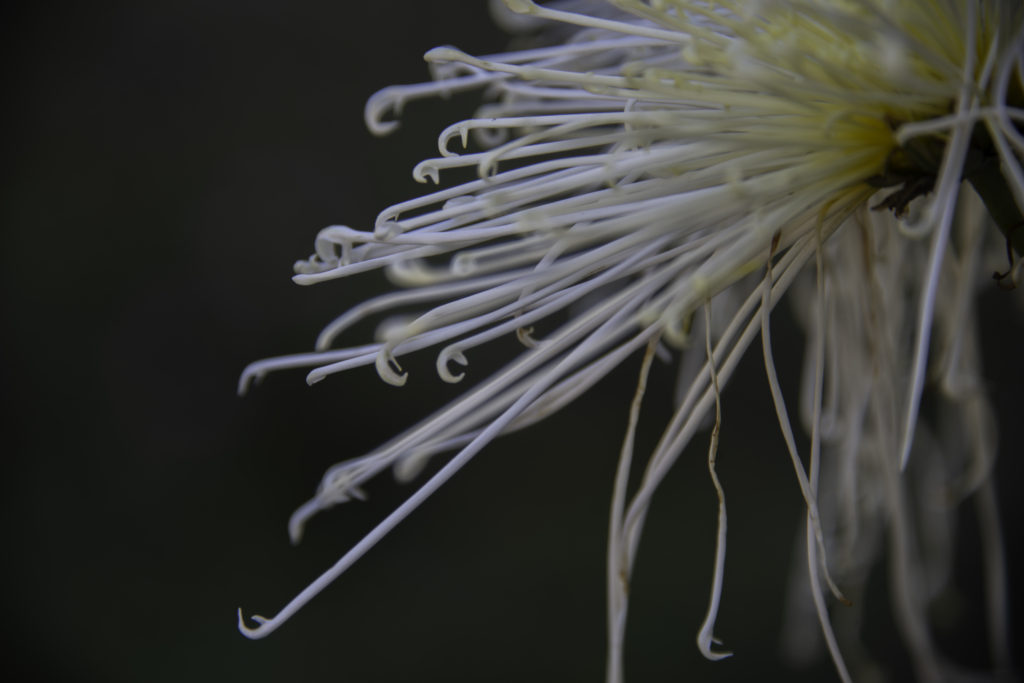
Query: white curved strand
401,226,679,336
403,280,667,457
310,256,684,489
404,328,671,483
804,516,853,682
425,46,638,91
314,271,527,350
446,202,716,277
896,2,979,470
365,72,503,135
419,126,751,183
421,132,648,180
618,219,844,558
377,162,602,231
241,296,660,640
423,248,669,374
297,299,665,536
470,33,669,68
648,234,816,476
294,242,447,285
935,192,986,397
483,81,631,104
385,181,770,288
619,234,818,581
307,232,687,388
695,301,732,662
464,120,847,180
432,237,677,377
501,0,690,44
646,187,870,338
606,337,659,683
437,110,684,155
614,264,796,622
238,345,381,395
808,231,847,601
894,105,1024,143
760,254,848,675
474,98,631,119
240,2,1020,677
496,327,661,432
760,243,847,606
307,259,674,384
388,145,702,232
988,18,1024,154
804,231,852,681
401,322,662,480
391,143,852,244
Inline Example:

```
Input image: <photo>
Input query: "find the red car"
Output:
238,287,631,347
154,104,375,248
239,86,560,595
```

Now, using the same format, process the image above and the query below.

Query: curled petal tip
697,635,733,661
413,160,441,185
375,350,409,387
364,87,404,136
237,609,267,639
437,347,469,383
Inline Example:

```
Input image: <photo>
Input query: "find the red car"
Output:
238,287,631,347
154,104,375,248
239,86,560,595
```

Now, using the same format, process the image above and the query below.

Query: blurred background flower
1,2,1021,681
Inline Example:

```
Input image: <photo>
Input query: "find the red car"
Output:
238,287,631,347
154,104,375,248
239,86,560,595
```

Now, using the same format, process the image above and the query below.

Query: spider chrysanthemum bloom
239,1,1022,679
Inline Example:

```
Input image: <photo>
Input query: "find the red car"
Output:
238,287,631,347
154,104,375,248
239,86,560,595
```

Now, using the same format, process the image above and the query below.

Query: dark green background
2,2,1020,681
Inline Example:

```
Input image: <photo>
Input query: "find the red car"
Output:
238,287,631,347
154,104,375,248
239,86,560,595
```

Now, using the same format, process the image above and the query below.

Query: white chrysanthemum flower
239,1,1022,679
